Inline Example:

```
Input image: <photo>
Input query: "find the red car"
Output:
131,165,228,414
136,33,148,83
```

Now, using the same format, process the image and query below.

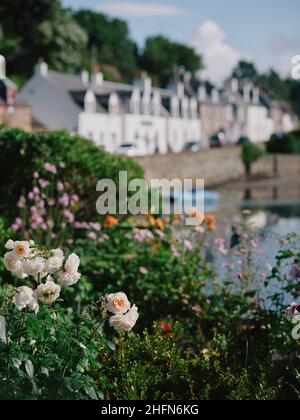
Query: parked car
184,140,204,152
237,136,251,146
116,143,147,157
270,132,284,142
210,134,226,148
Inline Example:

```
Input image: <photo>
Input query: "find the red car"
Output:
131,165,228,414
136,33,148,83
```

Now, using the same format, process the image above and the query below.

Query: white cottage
20,61,202,155
78,71,202,155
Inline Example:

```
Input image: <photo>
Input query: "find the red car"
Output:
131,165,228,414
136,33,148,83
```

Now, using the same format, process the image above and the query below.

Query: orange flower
204,214,217,231
147,215,165,230
189,208,204,221
104,216,119,229
154,218,165,231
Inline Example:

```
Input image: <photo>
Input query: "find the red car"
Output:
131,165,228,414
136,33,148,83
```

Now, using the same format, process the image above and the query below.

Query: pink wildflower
139,266,148,275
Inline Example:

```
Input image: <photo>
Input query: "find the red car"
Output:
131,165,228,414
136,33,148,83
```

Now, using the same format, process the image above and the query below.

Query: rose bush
0,239,139,400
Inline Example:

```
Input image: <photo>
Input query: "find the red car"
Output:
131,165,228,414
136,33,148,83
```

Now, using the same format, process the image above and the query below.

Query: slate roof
45,71,173,115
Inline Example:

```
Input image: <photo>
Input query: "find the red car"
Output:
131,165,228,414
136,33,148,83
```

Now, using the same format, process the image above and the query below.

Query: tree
73,10,137,82
138,36,202,87
0,0,87,76
241,143,264,177
35,11,87,73
232,60,258,81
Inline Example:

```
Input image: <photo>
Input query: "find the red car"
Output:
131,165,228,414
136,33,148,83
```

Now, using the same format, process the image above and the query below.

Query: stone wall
136,147,300,187
0,106,32,131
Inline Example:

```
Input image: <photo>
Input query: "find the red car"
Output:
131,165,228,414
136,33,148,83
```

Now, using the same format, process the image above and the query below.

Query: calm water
212,179,300,236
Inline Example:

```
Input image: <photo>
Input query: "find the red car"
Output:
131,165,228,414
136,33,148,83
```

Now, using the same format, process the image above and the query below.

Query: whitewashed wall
78,113,122,153
246,106,274,142
123,114,168,155
79,110,202,155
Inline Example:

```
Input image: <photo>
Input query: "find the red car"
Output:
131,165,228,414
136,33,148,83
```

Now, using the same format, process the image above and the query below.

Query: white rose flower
35,277,61,305
12,262,28,279
45,249,64,274
23,257,45,277
13,241,31,258
4,251,20,272
107,292,131,315
64,253,80,274
109,305,139,333
51,248,64,260
5,239,15,250
58,271,81,287
13,286,39,313
4,253,28,279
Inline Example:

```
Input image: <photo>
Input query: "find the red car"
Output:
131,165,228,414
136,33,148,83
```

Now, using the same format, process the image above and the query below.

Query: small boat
167,189,220,214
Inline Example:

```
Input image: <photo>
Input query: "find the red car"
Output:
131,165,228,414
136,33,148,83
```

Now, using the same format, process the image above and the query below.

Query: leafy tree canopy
73,10,138,82
138,36,202,87
0,0,86,76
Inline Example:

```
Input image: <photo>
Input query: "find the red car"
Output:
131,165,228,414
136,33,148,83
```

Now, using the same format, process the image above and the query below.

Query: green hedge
0,128,144,222
266,130,300,154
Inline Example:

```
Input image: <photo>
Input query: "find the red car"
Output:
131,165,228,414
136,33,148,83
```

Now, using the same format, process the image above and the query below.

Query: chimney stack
81,70,89,86
92,64,104,87
35,58,48,78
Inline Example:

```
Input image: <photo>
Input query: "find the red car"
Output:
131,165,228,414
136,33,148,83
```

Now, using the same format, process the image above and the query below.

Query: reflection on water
244,203,300,235
213,181,300,236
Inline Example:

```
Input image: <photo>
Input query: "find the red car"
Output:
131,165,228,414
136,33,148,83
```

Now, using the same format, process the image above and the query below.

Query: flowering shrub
0,128,143,223
0,239,139,399
73,218,212,330
11,164,104,248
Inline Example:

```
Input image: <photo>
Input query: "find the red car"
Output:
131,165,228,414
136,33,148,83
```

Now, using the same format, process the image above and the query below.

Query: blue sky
63,0,300,84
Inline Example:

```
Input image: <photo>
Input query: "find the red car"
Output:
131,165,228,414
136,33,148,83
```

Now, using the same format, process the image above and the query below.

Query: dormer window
181,97,189,119
109,93,119,115
142,93,151,115
130,88,141,114
84,89,96,113
152,91,161,116
190,98,198,119
171,96,179,118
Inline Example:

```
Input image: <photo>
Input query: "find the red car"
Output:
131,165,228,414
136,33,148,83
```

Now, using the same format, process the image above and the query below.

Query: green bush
266,131,300,154
72,223,209,330
0,128,144,222
241,143,264,176
98,327,276,400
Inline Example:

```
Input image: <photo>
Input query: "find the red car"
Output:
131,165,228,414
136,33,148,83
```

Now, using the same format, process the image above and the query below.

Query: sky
63,0,300,85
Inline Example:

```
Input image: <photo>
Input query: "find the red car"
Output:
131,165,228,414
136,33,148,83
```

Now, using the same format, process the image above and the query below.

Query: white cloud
261,35,300,77
97,2,186,17
191,20,242,85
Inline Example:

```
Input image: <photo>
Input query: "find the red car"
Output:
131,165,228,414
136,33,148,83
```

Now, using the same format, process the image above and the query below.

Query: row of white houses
79,74,201,154
18,60,297,155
